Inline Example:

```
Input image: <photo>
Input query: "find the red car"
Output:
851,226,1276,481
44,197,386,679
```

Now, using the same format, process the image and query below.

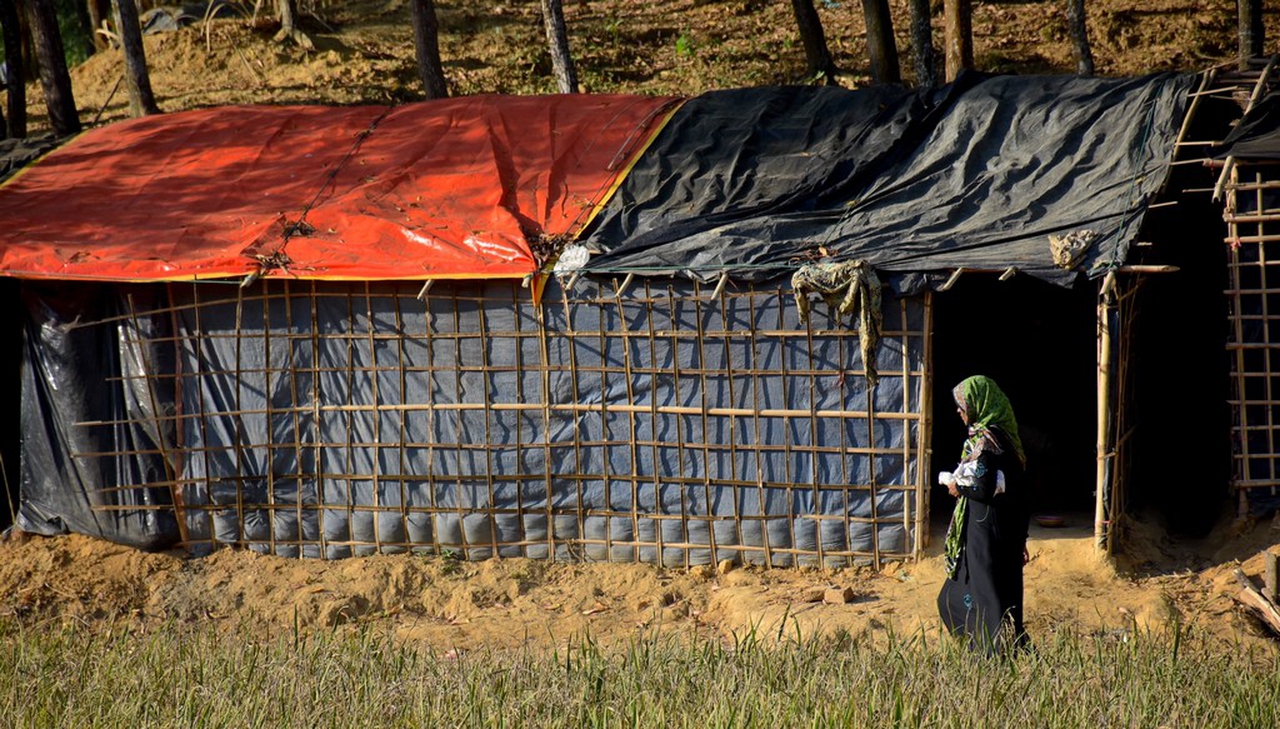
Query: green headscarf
943,376,1023,580
954,375,1024,467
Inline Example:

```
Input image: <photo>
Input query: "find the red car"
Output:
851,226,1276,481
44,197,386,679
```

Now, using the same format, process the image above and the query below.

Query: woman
936,375,1030,654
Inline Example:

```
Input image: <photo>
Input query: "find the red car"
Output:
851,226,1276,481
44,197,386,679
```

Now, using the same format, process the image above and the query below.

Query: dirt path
2,516,1275,653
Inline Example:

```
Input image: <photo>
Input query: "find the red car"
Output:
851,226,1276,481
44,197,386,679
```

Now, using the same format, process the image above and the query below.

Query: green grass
0,619,1276,728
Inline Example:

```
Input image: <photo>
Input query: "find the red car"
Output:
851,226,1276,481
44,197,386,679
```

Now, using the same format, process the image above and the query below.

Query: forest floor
16,0,1280,131
2,0,1280,653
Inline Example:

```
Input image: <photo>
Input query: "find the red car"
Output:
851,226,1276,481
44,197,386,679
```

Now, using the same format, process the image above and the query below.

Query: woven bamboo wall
1225,164,1280,514
94,278,930,565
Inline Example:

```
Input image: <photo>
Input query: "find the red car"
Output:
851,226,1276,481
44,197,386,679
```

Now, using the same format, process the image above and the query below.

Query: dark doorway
929,275,1098,528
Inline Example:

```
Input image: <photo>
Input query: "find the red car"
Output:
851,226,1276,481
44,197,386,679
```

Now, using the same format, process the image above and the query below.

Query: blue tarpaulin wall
19,279,927,565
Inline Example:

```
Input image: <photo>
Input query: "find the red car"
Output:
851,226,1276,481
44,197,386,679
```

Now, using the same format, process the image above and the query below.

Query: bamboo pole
613,277,640,564
310,282,326,556
1096,272,1116,550
919,291,933,552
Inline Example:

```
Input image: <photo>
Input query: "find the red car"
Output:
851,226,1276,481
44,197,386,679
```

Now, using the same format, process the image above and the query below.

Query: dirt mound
2,518,1275,652
15,0,1280,133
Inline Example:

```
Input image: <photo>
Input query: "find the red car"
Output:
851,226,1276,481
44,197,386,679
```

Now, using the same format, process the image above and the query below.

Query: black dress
936,433,1030,653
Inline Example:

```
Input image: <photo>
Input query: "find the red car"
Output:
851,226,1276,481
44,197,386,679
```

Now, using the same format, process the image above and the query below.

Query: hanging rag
1048,229,1096,270
791,260,883,384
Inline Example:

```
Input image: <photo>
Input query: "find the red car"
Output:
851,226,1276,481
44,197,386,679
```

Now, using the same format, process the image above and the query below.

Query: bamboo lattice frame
81,279,932,566
1225,164,1280,514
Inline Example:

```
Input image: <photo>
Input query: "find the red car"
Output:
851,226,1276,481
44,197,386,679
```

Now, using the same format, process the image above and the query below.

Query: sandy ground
4,1,1280,652
2,513,1277,654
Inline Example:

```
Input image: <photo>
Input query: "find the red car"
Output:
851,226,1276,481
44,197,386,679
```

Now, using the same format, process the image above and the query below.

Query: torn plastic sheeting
16,284,179,549
0,95,680,282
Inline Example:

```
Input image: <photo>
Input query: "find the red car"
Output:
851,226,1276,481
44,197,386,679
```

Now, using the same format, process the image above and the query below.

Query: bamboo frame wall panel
1096,274,1141,553
90,278,929,566
1225,165,1280,514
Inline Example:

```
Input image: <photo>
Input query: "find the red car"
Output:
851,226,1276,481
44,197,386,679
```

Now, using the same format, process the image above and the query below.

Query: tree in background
790,0,837,83
1066,0,1093,76
1239,0,1263,69
908,0,935,88
0,0,25,138
68,0,93,58
274,0,312,48
24,0,79,135
112,0,158,116
410,0,448,99
86,0,109,51
541,0,577,93
943,0,972,82
862,0,900,84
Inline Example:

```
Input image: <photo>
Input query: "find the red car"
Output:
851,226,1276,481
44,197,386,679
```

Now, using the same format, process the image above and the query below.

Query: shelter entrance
928,275,1098,536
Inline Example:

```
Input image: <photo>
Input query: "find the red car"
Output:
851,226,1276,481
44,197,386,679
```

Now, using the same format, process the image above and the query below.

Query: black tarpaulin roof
1215,91,1280,159
579,73,1195,293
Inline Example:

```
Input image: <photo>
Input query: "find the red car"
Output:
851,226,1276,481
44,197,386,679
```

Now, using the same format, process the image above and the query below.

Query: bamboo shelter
0,75,1200,564
1216,58,1280,517
41,279,926,566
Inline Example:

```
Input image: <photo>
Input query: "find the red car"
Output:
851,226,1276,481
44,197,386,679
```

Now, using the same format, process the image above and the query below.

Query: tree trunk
70,0,94,57
862,0,900,84
112,0,158,116
274,0,312,48
789,0,837,83
277,0,296,35
0,0,26,138
24,0,80,136
1066,0,1093,76
943,0,972,82
540,0,578,94
908,0,935,88
87,0,109,51
410,0,448,99
1239,0,1263,70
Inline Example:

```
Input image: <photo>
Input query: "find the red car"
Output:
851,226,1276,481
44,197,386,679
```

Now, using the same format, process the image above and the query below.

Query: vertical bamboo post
747,288,769,568
671,282,690,568
263,284,277,556
596,281,614,561
394,288,410,553
166,283,192,548
450,289,469,556
309,283,326,556
643,280,664,564
918,291,934,552
534,288,556,560
1265,550,1279,602
365,283,383,553
721,284,741,567
613,278,641,563
1095,271,1116,550
695,282,715,564
803,287,822,566
476,282,499,558
900,298,912,556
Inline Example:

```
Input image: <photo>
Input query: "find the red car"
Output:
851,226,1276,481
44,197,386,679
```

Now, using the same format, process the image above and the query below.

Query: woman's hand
939,471,960,497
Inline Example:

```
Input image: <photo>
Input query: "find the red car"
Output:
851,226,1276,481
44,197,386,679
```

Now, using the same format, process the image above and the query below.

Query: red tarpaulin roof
0,95,680,281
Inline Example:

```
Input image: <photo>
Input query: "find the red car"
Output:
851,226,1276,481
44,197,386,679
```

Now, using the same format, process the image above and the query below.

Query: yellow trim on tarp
0,131,86,191
575,100,687,235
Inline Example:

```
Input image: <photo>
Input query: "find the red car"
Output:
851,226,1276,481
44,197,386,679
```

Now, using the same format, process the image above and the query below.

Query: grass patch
0,619,1276,727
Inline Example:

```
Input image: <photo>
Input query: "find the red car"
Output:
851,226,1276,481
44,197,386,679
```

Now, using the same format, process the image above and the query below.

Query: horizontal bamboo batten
75,278,931,567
